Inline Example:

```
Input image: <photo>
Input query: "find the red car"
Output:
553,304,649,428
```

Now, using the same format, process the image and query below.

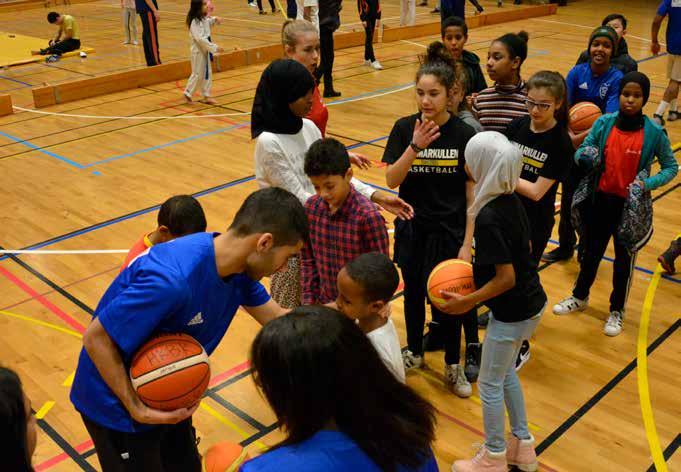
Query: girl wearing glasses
505,71,573,265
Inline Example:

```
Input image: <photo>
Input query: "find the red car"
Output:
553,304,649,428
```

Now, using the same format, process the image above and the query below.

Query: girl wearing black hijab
553,71,678,336
252,59,413,308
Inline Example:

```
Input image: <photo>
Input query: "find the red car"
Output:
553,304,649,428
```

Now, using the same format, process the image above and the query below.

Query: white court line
0,249,128,254
532,18,666,46
400,39,427,49
13,84,414,119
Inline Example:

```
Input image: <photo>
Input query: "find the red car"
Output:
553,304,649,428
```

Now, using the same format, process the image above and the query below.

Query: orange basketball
202,441,250,472
130,333,211,411
427,259,475,312
568,102,602,133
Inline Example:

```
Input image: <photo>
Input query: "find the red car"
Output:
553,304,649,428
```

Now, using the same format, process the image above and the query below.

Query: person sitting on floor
31,12,81,57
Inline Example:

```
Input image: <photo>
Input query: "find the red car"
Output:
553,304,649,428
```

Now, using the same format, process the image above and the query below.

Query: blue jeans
479,306,544,453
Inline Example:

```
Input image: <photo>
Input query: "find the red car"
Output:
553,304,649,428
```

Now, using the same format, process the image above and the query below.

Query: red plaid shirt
302,186,389,304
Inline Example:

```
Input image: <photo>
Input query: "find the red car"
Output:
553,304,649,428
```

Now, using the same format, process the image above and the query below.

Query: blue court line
346,135,389,149
0,75,32,87
84,123,249,168
637,52,668,64
546,239,681,284
0,175,256,262
0,130,85,169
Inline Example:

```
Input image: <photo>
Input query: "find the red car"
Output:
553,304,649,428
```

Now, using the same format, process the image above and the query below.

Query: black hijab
251,59,315,139
616,71,650,131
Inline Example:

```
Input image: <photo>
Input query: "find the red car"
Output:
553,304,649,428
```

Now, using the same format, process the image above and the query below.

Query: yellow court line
199,401,268,451
62,371,75,387
636,234,680,472
35,400,56,420
273,0,287,19
0,310,82,339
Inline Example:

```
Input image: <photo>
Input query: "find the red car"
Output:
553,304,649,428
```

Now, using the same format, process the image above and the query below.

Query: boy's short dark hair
47,12,59,23
602,13,626,30
344,252,399,303
441,16,468,38
157,195,207,237
304,138,351,177
229,187,309,247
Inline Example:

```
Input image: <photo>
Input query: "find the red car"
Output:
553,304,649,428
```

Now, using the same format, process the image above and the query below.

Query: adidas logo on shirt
579,82,588,90
188,312,204,326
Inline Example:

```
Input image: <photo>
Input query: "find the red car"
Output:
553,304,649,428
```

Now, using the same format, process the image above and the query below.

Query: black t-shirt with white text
382,113,475,240
472,194,547,322
505,116,573,234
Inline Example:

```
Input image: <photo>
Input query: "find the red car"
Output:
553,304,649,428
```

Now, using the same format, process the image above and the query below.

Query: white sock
655,100,670,116
671,99,678,112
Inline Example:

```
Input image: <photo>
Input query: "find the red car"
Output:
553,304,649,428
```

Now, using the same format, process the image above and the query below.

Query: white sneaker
445,364,472,398
363,60,372,66
132,40,139,45
604,311,624,337
402,349,424,370
371,60,384,70
123,40,130,45
553,295,588,315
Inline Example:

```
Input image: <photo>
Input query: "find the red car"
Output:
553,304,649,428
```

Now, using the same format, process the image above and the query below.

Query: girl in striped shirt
473,31,530,132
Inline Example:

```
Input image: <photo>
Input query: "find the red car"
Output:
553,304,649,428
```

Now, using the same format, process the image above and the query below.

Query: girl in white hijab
441,131,548,472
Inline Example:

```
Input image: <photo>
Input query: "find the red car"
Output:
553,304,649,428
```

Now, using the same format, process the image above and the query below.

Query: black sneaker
323,89,341,98
653,114,666,126
541,247,574,263
464,343,482,382
668,111,680,122
658,238,681,275
478,312,489,328
515,340,531,371
422,322,444,352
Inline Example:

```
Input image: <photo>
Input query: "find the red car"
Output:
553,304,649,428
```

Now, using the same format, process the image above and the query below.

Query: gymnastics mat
0,31,94,67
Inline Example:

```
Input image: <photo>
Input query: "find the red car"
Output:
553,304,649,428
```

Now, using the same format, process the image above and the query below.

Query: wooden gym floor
0,0,679,470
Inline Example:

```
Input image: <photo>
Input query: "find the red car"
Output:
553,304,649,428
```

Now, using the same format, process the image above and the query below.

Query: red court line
0,267,86,334
436,410,559,472
208,359,251,387
35,439,93,471
0,266,118,312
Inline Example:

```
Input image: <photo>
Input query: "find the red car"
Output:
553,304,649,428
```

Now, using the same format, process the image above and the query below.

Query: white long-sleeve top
254,118,376,204
189,17,218,55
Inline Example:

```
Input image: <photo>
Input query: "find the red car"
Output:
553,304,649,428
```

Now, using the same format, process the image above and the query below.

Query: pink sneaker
506,434,538,471
451,446,507,472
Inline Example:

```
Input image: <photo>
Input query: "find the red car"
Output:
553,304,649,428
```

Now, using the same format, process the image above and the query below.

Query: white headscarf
465,131,523,219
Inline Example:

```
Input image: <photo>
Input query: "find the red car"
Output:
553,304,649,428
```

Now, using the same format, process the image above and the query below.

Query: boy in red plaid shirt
302,138,389,304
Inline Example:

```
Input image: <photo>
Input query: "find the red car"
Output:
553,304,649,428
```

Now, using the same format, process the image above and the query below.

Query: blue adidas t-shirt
241,430,439,472
70,232,270,433
658,0,681,55
566,62,623,114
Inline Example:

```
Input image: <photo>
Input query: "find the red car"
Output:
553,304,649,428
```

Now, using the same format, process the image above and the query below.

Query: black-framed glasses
525,98,551,112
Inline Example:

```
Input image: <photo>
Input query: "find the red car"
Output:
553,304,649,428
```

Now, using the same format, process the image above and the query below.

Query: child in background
383,42,477,397
576,14,637,74
183,0,223,104
31,12,81,58
446,50,484,133
336,252,406,383
443,132,547,472
441,16,487,98
121,0,138,45
651,0,681,124
120,195,207,271
0,367,37,472
473,31,530,133
302,138,389,305
553,72,678,336
358,0,382,70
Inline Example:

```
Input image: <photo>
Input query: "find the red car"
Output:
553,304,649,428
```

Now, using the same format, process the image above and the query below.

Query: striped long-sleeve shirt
473,81,528,133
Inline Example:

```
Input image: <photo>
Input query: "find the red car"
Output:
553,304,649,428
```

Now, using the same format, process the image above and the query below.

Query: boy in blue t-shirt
652,0,681,124
70,188,308,471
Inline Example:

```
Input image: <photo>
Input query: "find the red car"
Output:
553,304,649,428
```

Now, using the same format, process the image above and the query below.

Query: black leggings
257,0,275,11
40,38,80,56
572,192,635,312
364,19,376,62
